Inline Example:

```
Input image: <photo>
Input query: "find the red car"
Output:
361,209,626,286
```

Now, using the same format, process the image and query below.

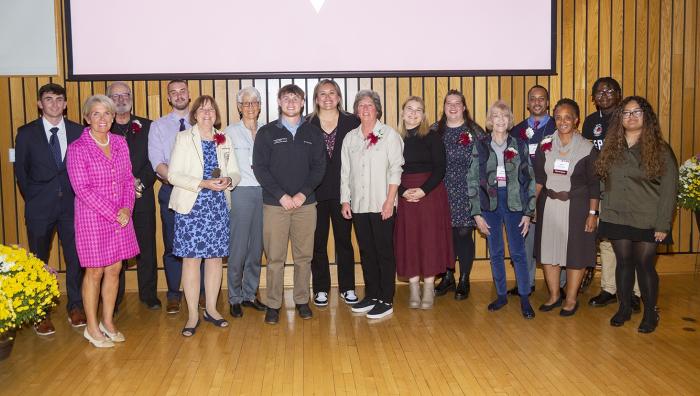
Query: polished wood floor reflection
1,274,700,395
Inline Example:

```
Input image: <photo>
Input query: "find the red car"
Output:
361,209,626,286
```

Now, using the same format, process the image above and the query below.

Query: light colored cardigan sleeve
168,131,203,193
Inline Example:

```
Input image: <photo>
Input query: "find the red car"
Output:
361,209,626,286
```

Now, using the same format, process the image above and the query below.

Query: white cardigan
168,125,241,214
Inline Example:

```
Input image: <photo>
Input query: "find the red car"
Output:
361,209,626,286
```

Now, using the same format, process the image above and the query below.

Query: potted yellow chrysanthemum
0,244,60,360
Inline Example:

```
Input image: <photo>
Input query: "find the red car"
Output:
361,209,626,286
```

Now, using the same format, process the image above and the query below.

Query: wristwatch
589,210,599,216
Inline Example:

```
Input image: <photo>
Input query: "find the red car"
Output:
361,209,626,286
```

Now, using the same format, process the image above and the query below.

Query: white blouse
340,120,404,214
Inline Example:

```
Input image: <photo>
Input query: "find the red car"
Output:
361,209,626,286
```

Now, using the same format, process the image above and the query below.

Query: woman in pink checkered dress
66,95,139,348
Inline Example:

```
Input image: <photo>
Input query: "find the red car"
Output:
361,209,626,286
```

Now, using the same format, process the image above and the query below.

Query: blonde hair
82,94,116,120
485,100,514,131
399,96,430,138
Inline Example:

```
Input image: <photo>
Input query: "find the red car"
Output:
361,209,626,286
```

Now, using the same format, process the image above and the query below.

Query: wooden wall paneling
621,0,636,99
384,78,398,129
610,0,624,83
372,77,386,124
213,80,228,126
253,79,267,123
658,1,672,136
423,77,436,125
500,76,512,113
646,0,660,109
634,0,648,96
561,0,575,100
0,77,11,244
473,77,487,128
586,0,600,113
694,0,700,247
486,76,499,111
599,0,612,77
511,76,525,122
574,0,588,109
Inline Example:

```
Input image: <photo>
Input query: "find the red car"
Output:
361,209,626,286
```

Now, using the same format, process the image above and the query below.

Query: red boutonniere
504,147,518,161
131,119,142,133
213,132,226,146
366,129,384,148
540,136,553,152
458,132,472,146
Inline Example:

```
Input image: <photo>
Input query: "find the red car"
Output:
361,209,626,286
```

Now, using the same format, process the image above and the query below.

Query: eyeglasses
594,89,616,98
109,93,131,100
240,101,260,108
621,109,644,119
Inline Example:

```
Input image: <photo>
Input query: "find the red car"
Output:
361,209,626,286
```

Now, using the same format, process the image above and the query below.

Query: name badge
553,158,570,175
529,143,538,155
496,165,506,181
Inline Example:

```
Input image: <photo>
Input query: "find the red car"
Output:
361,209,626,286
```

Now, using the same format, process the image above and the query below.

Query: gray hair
485,100,514,131
106,81,131,96
353,90,383,120
237,86,261,104
82,94,116,119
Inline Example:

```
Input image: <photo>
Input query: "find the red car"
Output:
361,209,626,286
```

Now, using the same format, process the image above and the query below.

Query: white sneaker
313,292,329,306
340,290,359,304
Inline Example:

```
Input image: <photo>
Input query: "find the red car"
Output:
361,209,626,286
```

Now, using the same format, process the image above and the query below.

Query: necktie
49,127,62,167
179,118,186,131
534,120,540,130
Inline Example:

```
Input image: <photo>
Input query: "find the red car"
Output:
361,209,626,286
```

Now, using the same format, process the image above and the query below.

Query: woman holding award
168,95,241,336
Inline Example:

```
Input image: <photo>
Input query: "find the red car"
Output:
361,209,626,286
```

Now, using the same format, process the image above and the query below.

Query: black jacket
14,117,82,222
110,115,157,214
309,112,360,201
253,118,326,206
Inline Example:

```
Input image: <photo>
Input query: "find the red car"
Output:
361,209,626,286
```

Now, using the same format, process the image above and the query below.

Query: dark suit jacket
309,112,361,201
14,117,83,223
110,115,156,214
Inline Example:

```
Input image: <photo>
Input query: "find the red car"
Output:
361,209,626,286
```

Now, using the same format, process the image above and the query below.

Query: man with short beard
107,82,160,311
148,80,203,314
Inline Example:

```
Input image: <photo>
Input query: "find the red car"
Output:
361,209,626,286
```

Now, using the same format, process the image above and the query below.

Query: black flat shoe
242,299,268,311
265,308,280,324
521,299,535,319
203,311,229,327
181,319,200,337
610,309,632,327
559,302,579,317
230,304,243,318
538,297,563,312
588,291,617,307
638,313,660,334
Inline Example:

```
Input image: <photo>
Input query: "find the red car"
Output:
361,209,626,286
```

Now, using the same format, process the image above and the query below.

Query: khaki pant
263,203,317,309
600,240,640,296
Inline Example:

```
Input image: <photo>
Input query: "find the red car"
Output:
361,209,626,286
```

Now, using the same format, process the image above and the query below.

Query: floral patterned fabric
173,141,230,258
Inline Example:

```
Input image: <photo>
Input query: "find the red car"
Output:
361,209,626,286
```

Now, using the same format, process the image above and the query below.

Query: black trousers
117,209,159,307
352,212,396,303
311,199,355,294
27,211,84,312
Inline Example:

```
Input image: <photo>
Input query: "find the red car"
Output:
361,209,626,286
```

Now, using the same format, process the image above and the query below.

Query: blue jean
159,184,203,300
481,188,530,296
227,187,264,304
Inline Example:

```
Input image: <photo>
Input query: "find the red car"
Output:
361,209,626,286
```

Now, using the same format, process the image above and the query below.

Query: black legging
611,239,658,316
452,227,475,280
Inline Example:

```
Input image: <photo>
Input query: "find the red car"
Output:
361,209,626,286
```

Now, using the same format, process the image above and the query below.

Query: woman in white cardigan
168,95,241,336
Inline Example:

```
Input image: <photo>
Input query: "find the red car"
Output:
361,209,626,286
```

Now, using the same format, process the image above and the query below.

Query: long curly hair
596,96,667,180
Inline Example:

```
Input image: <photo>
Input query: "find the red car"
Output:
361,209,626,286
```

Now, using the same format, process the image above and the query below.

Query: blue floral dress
173,140,230,258
438,122,484,228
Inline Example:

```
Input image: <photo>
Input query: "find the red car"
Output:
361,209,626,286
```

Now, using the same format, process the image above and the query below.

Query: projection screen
65,0,555,80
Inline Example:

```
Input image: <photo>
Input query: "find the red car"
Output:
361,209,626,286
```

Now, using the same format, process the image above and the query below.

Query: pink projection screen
65,0,555,80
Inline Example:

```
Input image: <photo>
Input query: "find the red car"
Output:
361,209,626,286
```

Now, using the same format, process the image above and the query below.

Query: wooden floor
1,274,700,395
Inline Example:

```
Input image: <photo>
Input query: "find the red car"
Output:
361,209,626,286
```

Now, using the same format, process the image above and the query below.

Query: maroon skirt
394,172,454,278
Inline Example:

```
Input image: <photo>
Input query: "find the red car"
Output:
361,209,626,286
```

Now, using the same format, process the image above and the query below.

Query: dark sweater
111,115,156,214
399,128,446,196
253,118,326,206
309,112,360,201
581,111,611,151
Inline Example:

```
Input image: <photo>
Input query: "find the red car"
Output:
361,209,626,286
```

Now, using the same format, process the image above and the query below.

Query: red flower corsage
540,136,553,152
458,132,472,146
504,147,518,161
213,132,226,146
519,126,534,141
131,119,142,133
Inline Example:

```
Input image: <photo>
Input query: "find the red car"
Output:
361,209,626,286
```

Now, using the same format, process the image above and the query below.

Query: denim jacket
467,133,535,216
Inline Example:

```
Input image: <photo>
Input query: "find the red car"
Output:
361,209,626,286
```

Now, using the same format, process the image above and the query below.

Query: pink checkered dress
66,128,139,268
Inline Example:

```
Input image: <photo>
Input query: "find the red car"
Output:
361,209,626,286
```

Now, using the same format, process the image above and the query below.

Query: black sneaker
588,291,617,307
230,303,243,318
264,308,280,324
351,297,376,313
366,301,393,319
241,299,267,311
296,303,313,319
313,292,329,307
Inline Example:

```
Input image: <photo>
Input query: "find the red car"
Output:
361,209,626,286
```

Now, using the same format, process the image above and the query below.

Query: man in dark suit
107,82,161,311
14,83,86,335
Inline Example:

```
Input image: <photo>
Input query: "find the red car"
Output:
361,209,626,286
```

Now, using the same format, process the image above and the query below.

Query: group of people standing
13,76,677,348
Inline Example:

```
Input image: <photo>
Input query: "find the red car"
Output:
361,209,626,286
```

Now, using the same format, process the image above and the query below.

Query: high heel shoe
84,328,114,348
181,319,201,337
203,311,229,327
99,322,125,342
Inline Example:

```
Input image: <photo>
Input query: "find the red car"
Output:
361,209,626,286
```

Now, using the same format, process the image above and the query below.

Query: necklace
89,130,110,147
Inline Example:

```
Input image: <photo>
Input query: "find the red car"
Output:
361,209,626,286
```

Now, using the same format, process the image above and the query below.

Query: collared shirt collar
528,114,550,129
